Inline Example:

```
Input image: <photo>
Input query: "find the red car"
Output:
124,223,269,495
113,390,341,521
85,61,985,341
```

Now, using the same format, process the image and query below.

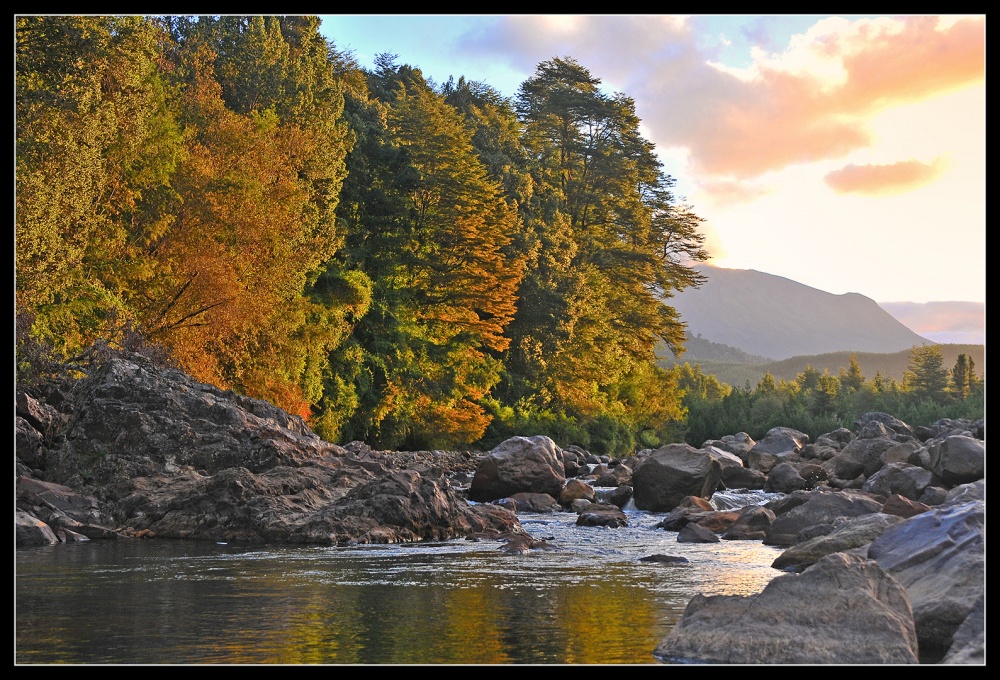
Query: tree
902,345,950,402
329,62,524,448
504,57,707,420
16,16,183,357
839,354,865,392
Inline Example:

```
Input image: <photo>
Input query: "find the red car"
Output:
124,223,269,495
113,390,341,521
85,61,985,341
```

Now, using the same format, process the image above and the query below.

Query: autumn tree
328,59,524,448
16,16,183,358
145,16,355,417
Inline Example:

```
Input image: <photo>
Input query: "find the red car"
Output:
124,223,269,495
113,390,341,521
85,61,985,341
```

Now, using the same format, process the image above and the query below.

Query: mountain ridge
666,265,932,360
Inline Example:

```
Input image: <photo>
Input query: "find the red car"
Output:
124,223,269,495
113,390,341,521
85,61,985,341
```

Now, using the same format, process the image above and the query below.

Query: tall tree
903,345,950,402
504,57,707,422
16,15,183,356
147,17,355,416
329,61,524,448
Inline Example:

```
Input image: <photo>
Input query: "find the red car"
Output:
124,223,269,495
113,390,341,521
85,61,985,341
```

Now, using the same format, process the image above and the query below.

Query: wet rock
575,503,627,528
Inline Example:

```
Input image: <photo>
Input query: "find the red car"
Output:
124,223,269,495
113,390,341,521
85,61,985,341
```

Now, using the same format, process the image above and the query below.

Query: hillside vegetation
662,343,985,389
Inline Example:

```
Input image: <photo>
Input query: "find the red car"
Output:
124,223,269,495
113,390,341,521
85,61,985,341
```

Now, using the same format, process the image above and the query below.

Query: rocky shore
16,351,985,664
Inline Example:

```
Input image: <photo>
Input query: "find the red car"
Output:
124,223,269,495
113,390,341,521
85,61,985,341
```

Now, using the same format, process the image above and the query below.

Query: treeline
16,16,710,455
664,343,985,390
678,346,984,446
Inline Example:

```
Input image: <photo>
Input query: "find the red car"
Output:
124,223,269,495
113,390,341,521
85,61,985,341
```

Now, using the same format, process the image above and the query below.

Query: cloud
695,176,774,206
824,157,947,195
877,301,985,344
468,15,983,183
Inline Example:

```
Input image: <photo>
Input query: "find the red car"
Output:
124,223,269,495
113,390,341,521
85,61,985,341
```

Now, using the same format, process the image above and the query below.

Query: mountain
665,265,931,360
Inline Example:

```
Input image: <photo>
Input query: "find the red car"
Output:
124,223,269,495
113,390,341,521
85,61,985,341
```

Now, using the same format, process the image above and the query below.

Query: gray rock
655,553,919,664
867,500,984,661
16,510,59,547
631,444,722,512
771,512,903,572
575,503,627,528
764,489,884,547
927,435,984,486
469,435,566,502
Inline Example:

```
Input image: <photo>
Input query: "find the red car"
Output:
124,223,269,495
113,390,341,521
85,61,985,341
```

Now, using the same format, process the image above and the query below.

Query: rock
749,426,809,459
503,492,560,513
295,469,524,545
701,432,755,463
764,489,884,547
720,465,766,490
606,485,633,509
640,554,689,564
940,593,984,664
558,479,596,507
764,461,806,493
721,505,776,541
854,412,916,440
656,496,715,531
575,503,628,528
16,510,59,547
468,435,566,502
655,553,919,664
676,523,719,543
927,436,984,486
861,461,940,501
631,444,722,512
881,494,931,519
771,512,903,572
867,499,984,661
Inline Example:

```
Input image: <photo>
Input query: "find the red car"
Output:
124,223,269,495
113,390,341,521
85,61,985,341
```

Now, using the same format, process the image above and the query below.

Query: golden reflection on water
16,527,787,664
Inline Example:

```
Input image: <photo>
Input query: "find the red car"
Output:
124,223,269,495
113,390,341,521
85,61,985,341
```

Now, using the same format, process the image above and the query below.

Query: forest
15,16,984,457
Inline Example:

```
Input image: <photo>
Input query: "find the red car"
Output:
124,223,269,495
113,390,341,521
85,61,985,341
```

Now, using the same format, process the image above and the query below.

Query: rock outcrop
655,552,920,664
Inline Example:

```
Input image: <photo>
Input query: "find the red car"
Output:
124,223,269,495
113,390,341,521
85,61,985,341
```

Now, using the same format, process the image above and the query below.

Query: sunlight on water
17,501,787,665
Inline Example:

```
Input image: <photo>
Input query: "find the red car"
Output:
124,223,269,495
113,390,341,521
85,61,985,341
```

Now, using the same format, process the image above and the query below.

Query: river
15,490,785,665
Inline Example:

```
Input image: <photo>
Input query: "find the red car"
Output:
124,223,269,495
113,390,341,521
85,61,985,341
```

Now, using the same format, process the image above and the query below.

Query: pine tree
903,345,950,402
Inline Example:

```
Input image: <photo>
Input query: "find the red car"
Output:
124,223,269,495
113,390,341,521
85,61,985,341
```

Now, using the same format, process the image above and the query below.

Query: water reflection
16,508,785,664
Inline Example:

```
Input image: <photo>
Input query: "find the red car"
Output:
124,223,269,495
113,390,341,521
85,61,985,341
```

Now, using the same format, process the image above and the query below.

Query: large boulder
764,489,884,546
749,426,809,459
770,512,903,572
631,444,722,512
294,469,524,544
861,461,941,501
927,435,984,486
721,505,776,541
867,499,985,661
41,353,349,490
655,552,919,664
468,435,566,502
15,510,59,547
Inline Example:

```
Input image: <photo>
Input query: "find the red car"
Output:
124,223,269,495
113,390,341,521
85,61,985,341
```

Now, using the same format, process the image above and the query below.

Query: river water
15,490,785,665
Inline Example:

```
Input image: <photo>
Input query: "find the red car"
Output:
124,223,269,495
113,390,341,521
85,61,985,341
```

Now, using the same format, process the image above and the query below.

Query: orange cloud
824,158,946,195
667,16,984,179
696,176,773,206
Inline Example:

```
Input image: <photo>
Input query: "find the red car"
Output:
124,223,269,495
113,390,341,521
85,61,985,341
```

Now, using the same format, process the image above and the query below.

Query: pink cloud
824,158,946,194
642,16,984,179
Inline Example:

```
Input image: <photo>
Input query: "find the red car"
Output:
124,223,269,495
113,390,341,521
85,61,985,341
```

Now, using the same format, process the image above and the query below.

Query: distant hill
666,265,931,360
662,344,985,390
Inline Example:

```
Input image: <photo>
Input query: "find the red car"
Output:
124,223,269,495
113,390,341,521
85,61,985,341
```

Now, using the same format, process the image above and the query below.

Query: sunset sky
318,15,985,338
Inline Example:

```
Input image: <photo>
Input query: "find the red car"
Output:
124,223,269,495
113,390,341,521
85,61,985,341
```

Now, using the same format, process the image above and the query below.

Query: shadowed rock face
15,352,522,546
655,552,919,664
867,499,985,661
631,444,722,512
